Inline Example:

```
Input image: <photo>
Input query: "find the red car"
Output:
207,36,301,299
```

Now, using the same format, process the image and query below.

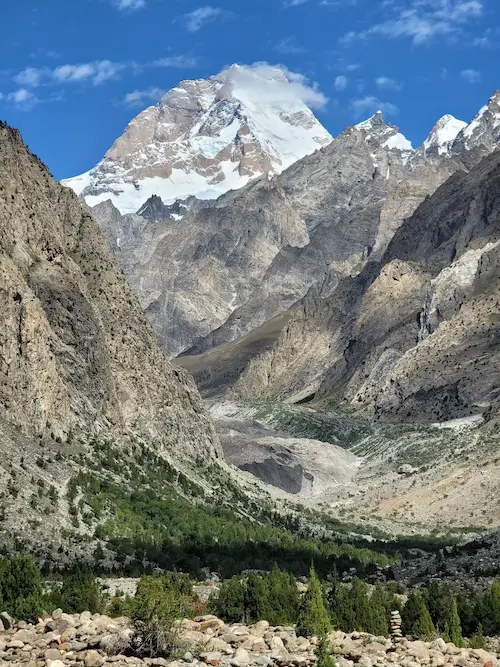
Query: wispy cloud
123,87,166,106
283,0,310,6
375,76,402,90
274,37,306,54
218,62,328,110
461,67,481,83
15,67,43,87
6,88,38,109
113,0,145,10
334,75,349,91
13,55,197,94
350,95,399,118
341,0,483,46
54,61,124,85
183,6,223,32
153,55,199,68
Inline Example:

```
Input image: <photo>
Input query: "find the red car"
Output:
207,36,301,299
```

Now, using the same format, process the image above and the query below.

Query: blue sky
2,0,499,180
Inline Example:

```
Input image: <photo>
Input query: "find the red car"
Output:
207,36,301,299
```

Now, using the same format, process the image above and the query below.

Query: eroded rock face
235,149,500,425
0,121,219,460
91,113,457,358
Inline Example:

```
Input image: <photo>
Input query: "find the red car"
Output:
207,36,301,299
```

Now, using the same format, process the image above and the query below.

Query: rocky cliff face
232,149,500,426
62,64,332,214
0,121,219,460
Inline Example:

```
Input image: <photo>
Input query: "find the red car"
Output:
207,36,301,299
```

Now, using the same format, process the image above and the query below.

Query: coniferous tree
442,598,464,647
297,566,330,637
210,577,246,623
402,592,436,641
267,564,300,625
479,580,500,636
245,574,270,624
368,583,390,637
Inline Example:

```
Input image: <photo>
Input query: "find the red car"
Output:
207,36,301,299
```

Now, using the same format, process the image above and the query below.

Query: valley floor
211,400,500,537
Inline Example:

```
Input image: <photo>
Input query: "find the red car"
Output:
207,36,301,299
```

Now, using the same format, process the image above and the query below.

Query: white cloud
350,95,399,118
274,37,306,54
15,67,43,87
461,68,481,83
221,62,328,110
123,87,166,106
283,0,309,6
154,55,199,68
341,0,483,45
375,76,402,90
113,0,145,10
334,75,349,91
53,60,124,85
183,6,222,32
7,88,38,109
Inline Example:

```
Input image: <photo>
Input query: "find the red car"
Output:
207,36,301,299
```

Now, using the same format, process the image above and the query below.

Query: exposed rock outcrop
232,149,500,425
0,121,219,460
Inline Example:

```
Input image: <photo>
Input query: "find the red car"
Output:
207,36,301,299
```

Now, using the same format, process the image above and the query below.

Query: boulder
231,647,250,667
431,639,448,653
251,621,270,637
269,636,285,651
84,649,105,667
80,611,93,625
12,629,36,644
470,649,497,666
197,616,225,631
204,637,233,654
0,611,14,629
44,648,62,661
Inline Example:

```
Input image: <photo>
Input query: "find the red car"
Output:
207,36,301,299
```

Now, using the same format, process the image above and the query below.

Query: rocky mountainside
229,147,500,427
87,93,500,360
0,122,227,557
0,121,218,458
62,64,332,214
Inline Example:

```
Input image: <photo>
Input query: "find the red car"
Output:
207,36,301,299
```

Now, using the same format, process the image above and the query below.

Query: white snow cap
62,63,332,214
423,114,467,155
356,111,413,152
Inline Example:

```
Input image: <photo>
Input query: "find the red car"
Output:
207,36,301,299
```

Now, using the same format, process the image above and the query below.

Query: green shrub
0,554,44,621
315,634,336,667
131,575,188,658
209,576,246,623
48,568,102,614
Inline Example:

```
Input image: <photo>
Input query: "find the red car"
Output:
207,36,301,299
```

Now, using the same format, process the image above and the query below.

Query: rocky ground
1,610,498,667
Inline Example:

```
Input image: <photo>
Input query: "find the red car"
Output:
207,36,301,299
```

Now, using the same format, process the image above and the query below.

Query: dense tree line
2,553,500,650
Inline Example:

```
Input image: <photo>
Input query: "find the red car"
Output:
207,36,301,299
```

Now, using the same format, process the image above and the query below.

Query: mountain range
2,63,500,555
72,77,500,367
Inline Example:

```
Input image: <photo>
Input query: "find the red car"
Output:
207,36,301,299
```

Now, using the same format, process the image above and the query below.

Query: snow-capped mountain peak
422,114,467,156
62,64,332,214
355,111,413,152
453,90,500,152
